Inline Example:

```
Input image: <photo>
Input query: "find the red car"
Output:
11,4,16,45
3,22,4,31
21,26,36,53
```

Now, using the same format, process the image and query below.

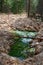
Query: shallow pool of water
9,30,37,60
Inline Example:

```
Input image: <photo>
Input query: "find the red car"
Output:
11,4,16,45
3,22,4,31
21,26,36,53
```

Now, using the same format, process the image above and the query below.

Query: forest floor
0,13,43,65
0,13,27,31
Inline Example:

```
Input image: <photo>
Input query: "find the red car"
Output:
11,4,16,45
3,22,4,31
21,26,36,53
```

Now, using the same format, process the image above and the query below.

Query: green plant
11,0,25,13
0,0,25,13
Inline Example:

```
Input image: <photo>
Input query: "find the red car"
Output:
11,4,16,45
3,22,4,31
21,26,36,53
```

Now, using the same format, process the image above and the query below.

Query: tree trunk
0,0,3,12
26,0,30,17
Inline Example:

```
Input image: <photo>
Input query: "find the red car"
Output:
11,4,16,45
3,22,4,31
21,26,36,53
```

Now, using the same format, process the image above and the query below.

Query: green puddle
9,30,37,60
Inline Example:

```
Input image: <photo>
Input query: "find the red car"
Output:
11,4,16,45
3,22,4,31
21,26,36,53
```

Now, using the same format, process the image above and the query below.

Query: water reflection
9,30,37,59
21,38,32,43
